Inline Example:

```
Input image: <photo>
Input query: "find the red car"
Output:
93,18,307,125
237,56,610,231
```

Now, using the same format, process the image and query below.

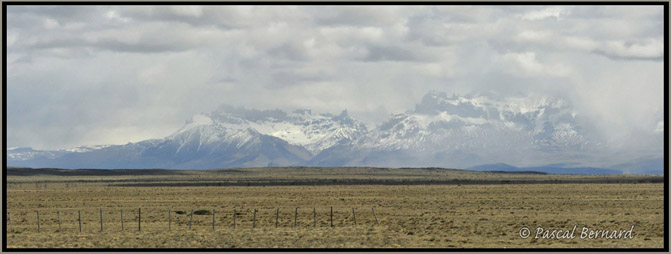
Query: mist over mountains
7,91,663,174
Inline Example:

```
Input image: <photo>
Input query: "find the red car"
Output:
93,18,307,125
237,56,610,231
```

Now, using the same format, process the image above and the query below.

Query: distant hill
609,157,664,175
468,163,622,175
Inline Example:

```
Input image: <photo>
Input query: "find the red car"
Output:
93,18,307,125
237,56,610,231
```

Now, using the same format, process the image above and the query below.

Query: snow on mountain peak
63,145,112,153
191,114,214,125
167,106,368,154
184,114,213,129
416,90,567,116
363,91,589,153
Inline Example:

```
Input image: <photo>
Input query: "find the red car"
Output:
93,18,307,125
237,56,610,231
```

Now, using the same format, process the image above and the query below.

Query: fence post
58,211,62,232
121,209,124,232
253,209,257,228
36,211,40,233
212,209,215,231
372,207,379,225
352,207,356,226
78,210,82,232
313,207,316,227
189,209,193,230
330,207,333,228
138,208,141,232
294,207,298,227
275,208,279,228
7,212,13,233
168,208,171,231
100,208,103,232
233,209,236,229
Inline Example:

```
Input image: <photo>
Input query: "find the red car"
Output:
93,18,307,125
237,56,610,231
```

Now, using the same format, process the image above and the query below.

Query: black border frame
1,1,668,252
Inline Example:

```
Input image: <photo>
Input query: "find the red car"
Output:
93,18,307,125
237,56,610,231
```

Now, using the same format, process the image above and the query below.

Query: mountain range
7,91,664,174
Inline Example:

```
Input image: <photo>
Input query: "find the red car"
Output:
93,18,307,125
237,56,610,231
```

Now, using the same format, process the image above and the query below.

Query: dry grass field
4,167,665,249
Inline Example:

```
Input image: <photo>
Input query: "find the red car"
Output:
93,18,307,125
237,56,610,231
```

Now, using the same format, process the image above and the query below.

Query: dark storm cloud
6,5,664,151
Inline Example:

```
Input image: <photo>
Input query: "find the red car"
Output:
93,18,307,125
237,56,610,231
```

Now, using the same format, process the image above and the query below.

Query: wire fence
5,207,381,233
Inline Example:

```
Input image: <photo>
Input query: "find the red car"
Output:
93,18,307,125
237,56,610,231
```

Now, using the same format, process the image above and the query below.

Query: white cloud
504,52,544,72
519,7,566,21
105,10,131,23
516,30,552,42
6,5,664,152
499,52,572,77
169,6,203,17
655,121,664,133
514,29,661,61
43,18,60,29
600,39,664,59
562,36,599,51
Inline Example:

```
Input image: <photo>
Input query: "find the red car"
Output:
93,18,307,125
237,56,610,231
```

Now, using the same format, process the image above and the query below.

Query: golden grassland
4,167,665,249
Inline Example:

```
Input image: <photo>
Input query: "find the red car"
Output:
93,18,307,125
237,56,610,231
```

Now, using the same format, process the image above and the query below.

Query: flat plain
4,167,665,249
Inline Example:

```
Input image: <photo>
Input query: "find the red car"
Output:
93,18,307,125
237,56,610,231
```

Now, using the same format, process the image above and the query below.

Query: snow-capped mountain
7,105,368,169
309,91,594,168
7,145,111,162
201,105,368,154
8,91,658,173
368,91,589,151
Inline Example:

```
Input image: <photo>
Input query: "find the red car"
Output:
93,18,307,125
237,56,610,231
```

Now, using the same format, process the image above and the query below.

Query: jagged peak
339,109,349,118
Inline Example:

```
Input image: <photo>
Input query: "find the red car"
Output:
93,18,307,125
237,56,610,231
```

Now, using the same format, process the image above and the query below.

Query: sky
6,5,665,150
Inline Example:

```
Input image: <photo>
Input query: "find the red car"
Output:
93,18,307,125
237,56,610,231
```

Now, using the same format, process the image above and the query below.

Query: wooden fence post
36,211,40,233
168,208,171,231
330,207,333,228
121,209,124,231
100,208,103,232
138,208,141,232
294,207,298,227
189,209,193,230
253,209,257,228
7,212,13,233
352,207,356,226
57,211,62,232
78,210,82,232
275,208,279,228
313,207,316,227
233,209,236,229
212,209,215,231
372,207,379,225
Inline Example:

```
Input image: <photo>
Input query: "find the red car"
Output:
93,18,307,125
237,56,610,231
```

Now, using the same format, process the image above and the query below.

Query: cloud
519,7,566,21
594,39,664,60
514,29,663,61
655,121,664,133
310,6,414,27
6,5,664,154
266,42,311,61
498,52,572,77
361,45,418,62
